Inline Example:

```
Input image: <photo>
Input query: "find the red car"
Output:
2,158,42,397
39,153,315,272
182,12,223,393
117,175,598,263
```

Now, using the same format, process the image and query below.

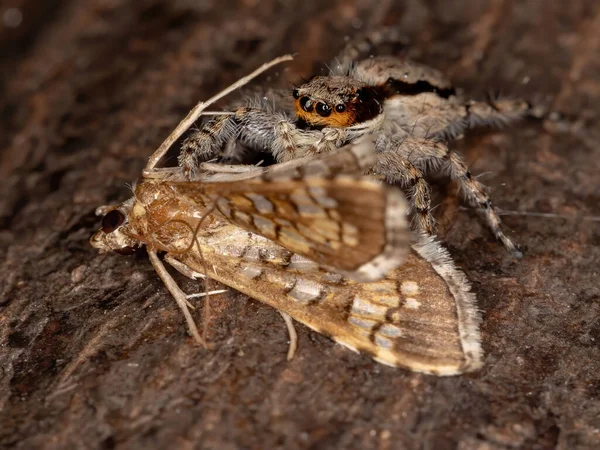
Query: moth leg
373,147,435,234
397,137,522,257
164,254,207,280
148,250,208,346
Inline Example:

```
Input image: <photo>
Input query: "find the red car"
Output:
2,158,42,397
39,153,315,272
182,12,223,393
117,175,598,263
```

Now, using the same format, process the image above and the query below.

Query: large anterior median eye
300,96,313,112
316,102,331,117
101,209,125,233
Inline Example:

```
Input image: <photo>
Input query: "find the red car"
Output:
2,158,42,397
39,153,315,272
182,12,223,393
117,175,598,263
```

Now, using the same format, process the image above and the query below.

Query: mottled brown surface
1,1,599,449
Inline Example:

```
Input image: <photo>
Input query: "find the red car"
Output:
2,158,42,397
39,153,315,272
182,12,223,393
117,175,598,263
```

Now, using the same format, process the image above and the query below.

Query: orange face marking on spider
292,76,382,129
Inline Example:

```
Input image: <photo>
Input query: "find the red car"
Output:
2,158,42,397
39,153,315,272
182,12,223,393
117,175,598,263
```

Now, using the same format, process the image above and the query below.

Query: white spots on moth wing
288,254,319,272
297,203,327,217
246,193,274,214
355,266,384,285
342,222,359,247
252,215,276,238
222,244,246,258
289,190,328,218
322,272,344,284
233,210,252,226
287,278,324,303
351,297,388,319
242,246,260,261
274,217,293,227
264,269,296,290
374,335,394,349
375,295,401,308
240,264,262,279
401,280,420,296
279,228,313,252
216,198,231,217
307,186,338,208
405,298,421,309
378,324,403,338
348,315,378,331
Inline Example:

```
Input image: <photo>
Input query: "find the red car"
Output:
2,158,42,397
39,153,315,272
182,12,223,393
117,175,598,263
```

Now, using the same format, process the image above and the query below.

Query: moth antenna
188,202,219,346
201,111,236,116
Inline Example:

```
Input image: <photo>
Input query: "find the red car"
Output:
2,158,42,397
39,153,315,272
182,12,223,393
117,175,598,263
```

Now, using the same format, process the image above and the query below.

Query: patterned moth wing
193,133,379,182
166,176,408,282
165,222,483,375
135,140,411,282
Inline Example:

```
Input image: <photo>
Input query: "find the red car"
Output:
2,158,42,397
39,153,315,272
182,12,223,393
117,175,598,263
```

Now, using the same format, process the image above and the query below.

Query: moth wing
170,173,409,283
166,225,482,375
195,136,379,182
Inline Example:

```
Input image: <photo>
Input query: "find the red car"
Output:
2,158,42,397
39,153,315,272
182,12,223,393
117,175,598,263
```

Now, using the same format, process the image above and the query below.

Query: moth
91,56,483,375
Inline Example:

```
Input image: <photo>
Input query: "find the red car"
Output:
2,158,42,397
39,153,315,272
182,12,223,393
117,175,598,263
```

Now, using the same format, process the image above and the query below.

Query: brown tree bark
1,1,599,448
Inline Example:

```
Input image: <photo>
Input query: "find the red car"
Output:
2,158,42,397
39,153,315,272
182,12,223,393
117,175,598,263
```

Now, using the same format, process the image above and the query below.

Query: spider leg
271,120,345,162
394,136,522,257
179,103,339,174
462,97,531,130
179,113,237,178
373,138,435,234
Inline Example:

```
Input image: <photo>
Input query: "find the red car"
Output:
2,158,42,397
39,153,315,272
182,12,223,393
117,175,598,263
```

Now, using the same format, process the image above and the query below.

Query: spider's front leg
179,113,238,178
272,120,348,162
179,106,294,177
179,104,343,175
396,136,522,257
373,136,435,235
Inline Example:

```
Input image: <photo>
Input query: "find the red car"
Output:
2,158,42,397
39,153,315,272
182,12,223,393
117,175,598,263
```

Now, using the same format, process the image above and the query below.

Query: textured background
1,1,599,449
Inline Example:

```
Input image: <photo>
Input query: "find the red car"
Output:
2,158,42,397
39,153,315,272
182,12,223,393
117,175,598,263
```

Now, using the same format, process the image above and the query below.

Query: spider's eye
316,102,331,117
335,104,346,113
292,88,300,99
101,209,125,233
299,96,313,112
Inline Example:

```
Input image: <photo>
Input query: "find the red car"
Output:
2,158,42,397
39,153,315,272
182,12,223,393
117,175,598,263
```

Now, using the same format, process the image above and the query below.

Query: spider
178,29,535,257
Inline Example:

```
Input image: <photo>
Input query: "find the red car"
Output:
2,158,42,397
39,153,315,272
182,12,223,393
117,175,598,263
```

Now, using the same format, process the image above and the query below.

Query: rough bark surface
1,1,599,449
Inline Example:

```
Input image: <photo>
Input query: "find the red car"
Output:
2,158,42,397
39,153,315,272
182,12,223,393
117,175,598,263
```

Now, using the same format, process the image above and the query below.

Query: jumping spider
179,30,535,257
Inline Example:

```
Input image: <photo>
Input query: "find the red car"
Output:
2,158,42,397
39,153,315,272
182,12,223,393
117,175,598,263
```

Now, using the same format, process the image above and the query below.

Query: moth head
90,201,139,255
293,76,382,128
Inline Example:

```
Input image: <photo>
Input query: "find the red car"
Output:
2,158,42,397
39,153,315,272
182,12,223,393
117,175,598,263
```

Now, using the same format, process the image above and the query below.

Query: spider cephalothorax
177,30,535,256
